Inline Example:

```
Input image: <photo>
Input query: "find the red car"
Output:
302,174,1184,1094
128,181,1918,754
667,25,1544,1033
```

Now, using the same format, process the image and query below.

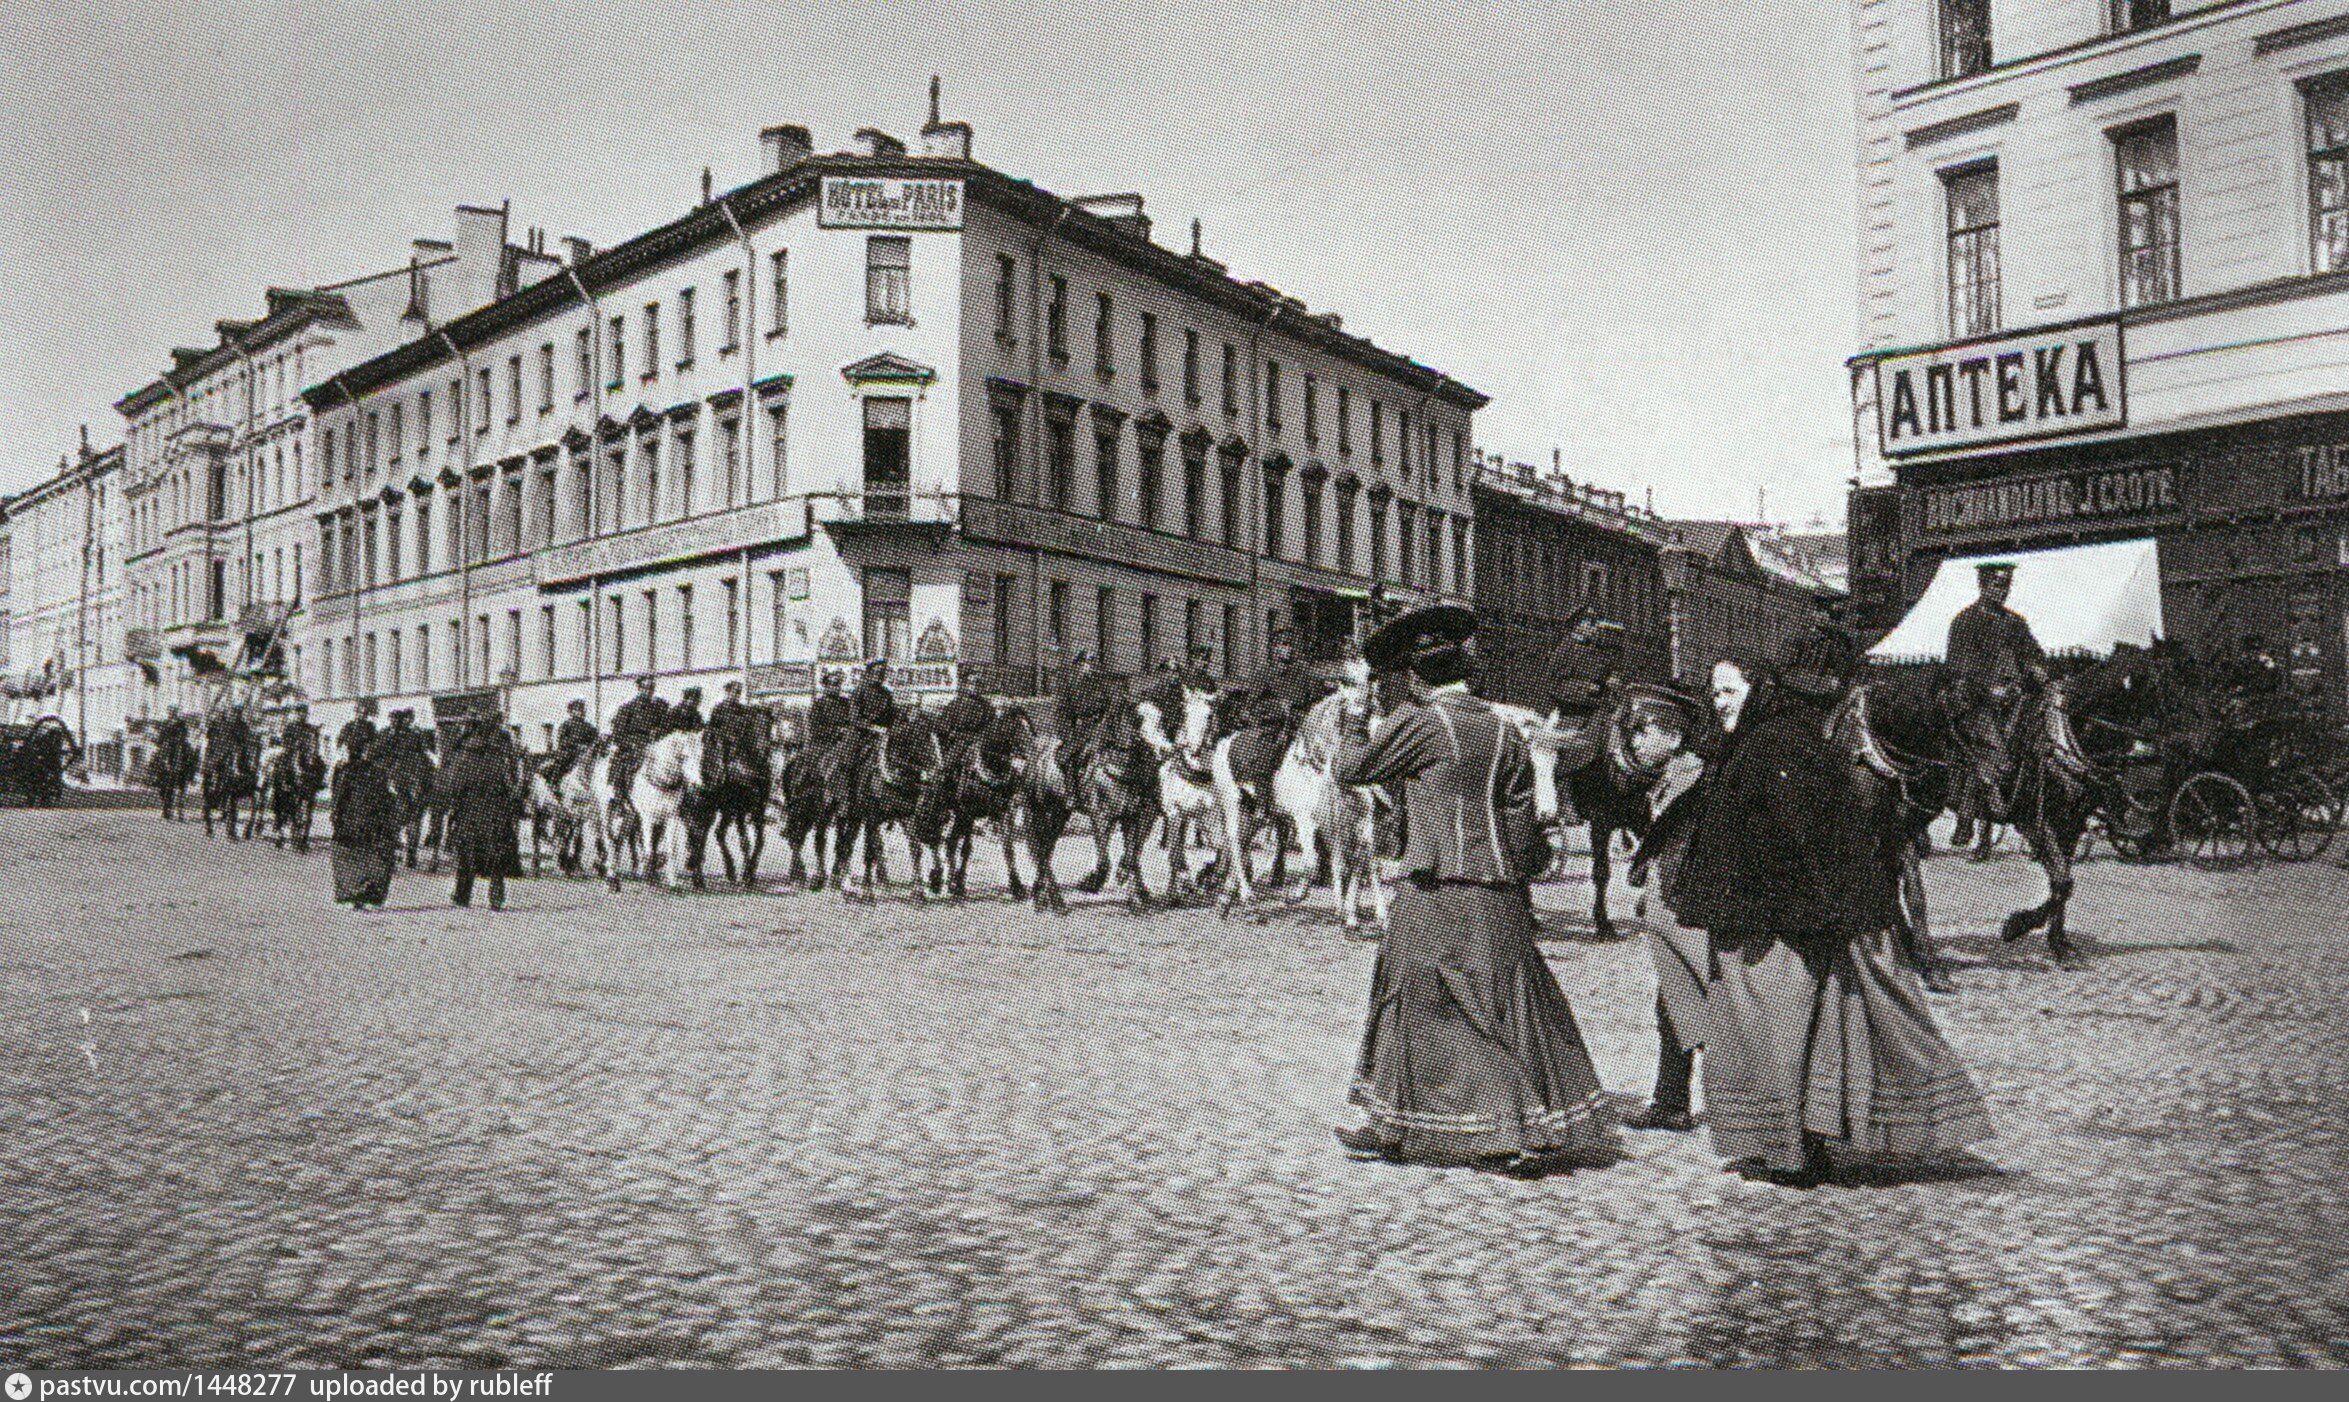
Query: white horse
586,750,641,891
527,753,598,876
1219,676,1387,930
1137,683,1222,898
631,730,706,891
1488,700,1565,835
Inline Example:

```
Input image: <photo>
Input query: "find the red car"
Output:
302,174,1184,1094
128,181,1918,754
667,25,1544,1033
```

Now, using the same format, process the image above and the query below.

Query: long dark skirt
1349,878,1619,1165
332,840,397,907
1706,928,1993,1173
1649,917,1712,1055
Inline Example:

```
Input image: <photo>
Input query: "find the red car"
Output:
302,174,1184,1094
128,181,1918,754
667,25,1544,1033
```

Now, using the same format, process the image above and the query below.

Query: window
506,355,522,423
387,629,402,691
1945,163,2001,336
995,254,1016,340
1426,508,1444,592
578,600,592,675
642,302,661,378
864,568,912,660
470,473,491,561
1370,401,1384,466
384,501,403,580
766,399,789,500
866,236,912,324
541,605,556,679
769,249,789,336
387,402,404,468
863,397,912,521
1183,329,1201,405
991,400,1019,500
536,459,558,546
608,596,625,673
678,585,695,669
477,367,492,431
722,269,741,351
2312,79,2349,274
1140,313,1159,393
1138,433,1164,532
1303,375,1318,446
1046,411,1075,510
639,434,661,527
1302,475,1324,566
719,415,742,507
575,327,593,399
1048,579,1068,654
411,494,429,574
994,574,1017,669
642,589,658,672
364,411,380,475
447,378,462,441
1336,385,1352,455
1335,480,1357,573
1095,586,1115,669
1264,471,1286,559
1939,0,1991,80
1094,292,1115,376
1182,441,1206,539
1139,593,1158,671
677,287,696,366
1453,517,1470,595
504,610,521,682
1222,343,1239,415
1398,500,1417,584
1264,360,1283,434
1184,599,1203,666
2110,0,2168,33
539,342,555,412
675,425,697,517
608,315,626,387
1047,276,1069,361
768,572,789,663
1094,420,1120,521
365,633,378,694
1221,604,1239,679
721,577,738,666
1219,449,1243,548
2115,118,2180,309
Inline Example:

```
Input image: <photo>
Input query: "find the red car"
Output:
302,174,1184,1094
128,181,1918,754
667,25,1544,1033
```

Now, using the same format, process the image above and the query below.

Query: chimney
450,203,511,313
853,127,906,158
761,124,813,172
1073,193,1150,242
563,235,595,266
701,167,714,204
919,75,973,158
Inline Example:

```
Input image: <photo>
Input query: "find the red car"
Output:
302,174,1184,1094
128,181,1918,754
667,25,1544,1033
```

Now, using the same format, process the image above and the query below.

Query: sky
0,0,1859,525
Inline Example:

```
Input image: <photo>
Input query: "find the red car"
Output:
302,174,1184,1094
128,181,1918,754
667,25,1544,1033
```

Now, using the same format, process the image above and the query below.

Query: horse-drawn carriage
0,716,79,805
2073,691,2343,868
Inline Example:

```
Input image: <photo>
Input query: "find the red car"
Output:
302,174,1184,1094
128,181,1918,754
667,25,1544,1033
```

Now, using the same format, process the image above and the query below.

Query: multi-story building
1663,520,1843,683
115,206,557,745
1849,0,2349,716
301,107,1484,748
1470,452,1676,708
0,440,132,777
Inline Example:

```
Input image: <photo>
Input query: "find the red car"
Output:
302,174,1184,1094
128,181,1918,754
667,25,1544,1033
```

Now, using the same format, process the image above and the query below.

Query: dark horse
381,737,445,870
835,714,946,901
777,734,843,890
928,708,1038,902
698,725,773,889
1532,686,1691,941
1826,664,1970,990
200,723,259,840
261,731,328,853
152,726,198,820
1073,707,1158,911
1012,713,1079,915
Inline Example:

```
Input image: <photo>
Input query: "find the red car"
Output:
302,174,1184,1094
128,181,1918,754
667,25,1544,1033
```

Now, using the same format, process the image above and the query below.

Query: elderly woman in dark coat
330,735,403,910
444,721,523,910
1667,631,1993,1185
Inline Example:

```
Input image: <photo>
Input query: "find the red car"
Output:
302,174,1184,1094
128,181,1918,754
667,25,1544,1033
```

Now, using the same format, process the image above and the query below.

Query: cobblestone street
2,806,2346,1368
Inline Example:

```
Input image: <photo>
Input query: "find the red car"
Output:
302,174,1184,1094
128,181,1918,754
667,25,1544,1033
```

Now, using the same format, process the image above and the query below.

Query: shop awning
1868,537,2164,662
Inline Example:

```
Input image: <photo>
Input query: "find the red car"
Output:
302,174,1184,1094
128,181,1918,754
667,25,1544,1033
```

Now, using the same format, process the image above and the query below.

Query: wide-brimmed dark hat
1362,604,1476,675
1975,560,2016,576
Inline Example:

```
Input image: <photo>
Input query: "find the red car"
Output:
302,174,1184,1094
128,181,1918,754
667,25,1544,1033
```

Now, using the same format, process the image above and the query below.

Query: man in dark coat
443,721,521,910
669,687,706,734
808,671,854,750
1944,561,2045,849
705,680,765,782
1249,630,1322,720
851,659,897,729
337,697,379,769
940,675,997,743
1330,604,1618,1173
549,699,599,784
1135,657,1197,757
1056,649,1116,749
608,676,668,800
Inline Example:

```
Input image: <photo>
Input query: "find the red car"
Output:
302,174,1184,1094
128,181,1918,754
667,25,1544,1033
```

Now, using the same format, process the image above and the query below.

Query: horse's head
1178,686,1216,758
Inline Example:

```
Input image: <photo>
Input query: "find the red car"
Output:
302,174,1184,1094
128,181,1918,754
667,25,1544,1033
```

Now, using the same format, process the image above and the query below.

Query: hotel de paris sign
1875,319,2125,457
817,176,966,230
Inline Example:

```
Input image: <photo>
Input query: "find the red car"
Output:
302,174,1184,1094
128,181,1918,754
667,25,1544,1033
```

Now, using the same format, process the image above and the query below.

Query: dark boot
1626,999,1697,1132
453,864,474,908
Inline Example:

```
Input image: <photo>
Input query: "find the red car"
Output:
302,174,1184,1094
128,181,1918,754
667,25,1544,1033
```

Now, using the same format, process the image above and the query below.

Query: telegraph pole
75,433,93,765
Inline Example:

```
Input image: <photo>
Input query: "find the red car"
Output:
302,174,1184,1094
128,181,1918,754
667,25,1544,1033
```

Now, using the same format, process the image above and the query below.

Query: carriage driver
547,699,599,784
1945,560,2047,850
338,697,379,767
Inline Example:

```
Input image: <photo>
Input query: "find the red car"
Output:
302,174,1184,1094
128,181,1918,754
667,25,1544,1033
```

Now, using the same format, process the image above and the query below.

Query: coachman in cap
1330,604,1619,1175
1944,560,2045,853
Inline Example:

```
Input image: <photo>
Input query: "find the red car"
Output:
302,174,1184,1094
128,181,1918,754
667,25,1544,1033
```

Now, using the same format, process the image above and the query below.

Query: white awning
1868,537,2164,661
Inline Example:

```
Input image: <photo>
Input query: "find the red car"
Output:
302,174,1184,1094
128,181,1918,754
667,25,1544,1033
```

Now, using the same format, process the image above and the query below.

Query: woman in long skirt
1669,639,1992,1185
1331,606,1619,1175
331,741,403,910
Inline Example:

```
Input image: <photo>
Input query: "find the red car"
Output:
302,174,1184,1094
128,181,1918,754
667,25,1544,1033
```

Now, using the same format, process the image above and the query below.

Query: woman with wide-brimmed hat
1330,604,1619,1176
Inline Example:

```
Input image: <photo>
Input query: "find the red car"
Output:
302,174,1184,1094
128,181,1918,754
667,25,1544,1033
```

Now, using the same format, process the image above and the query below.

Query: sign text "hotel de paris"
1876,319,2124,456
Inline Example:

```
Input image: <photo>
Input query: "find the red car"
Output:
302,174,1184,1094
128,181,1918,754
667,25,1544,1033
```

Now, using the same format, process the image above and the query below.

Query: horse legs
1076,807,1113,894
1123,816,1154,911
744,812,766,889
996,809,1026,903
2002,815,2081,968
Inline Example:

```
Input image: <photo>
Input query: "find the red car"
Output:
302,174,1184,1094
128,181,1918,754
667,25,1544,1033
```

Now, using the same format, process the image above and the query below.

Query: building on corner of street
0,436,131,779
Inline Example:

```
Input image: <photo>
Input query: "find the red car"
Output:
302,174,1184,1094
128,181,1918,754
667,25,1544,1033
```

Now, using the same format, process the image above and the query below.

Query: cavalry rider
1945,560,2046,851
705,680,768,782
1249,628,1323,720
852,657,898,731
808,669,855,752
1135,652,1215,760
282,704,323,772
669,686,706,735
208,701,257,771
157,704,192,763
548,699,599,784
608,676,670,803
338,697,379,768
1056,648,1115,750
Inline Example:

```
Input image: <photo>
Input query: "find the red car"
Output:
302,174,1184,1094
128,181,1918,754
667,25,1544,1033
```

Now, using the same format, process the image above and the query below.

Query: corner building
1849,0,2349,719
303,115,1483,746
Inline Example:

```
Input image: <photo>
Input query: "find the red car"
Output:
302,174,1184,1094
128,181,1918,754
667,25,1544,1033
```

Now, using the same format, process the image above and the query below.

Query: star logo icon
6,1372,33,1400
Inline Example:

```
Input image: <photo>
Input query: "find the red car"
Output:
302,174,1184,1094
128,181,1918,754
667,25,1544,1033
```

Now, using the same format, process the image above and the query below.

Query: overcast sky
0,0,1857,524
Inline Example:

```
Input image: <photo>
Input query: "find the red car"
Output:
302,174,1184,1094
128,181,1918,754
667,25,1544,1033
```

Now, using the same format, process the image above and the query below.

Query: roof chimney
701,167,714,204
854,127,906,158
1073,193,1150,242
918,76,974,159
761,124,813,173
563,235,595,265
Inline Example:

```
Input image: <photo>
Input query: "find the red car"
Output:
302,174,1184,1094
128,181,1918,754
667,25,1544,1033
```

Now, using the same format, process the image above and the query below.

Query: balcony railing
808,487,960,530
238,601,291,638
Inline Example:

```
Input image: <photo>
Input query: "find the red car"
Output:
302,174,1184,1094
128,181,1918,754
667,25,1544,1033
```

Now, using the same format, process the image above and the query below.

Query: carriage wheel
2256,770,2338,862
2169,773,2255,870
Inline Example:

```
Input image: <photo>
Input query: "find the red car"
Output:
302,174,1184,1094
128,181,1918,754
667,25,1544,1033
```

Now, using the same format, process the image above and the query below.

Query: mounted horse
200,719,259,840
835,711,946,901
526,751,597,876
1208,687,1304,905
1010,710,1080,914
1147,682,1224,901
631,728,707,891
931,707,1037,902
151,724,199,819
774,729,845,890
258,729,327,852
1825,663,1971,990
376,733,444,870
698,720,774,889
1494,684,1689,941
1219,681,1386,932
